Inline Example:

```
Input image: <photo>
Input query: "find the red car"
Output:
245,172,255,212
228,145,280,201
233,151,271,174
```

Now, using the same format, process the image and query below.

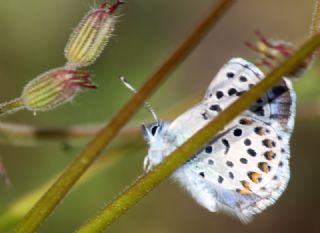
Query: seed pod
22,68,96,112
65,0,123,68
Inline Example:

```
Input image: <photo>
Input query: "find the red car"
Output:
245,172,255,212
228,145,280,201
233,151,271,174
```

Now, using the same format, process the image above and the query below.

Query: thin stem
75,34,320,233
0,94,317,145
310,0,320,38
0,93,201,144
0,98,24,117
0,122,140,145
12,1,234,233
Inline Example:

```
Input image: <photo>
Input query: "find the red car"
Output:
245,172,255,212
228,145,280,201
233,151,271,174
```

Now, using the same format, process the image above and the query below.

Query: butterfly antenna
119,76,159,123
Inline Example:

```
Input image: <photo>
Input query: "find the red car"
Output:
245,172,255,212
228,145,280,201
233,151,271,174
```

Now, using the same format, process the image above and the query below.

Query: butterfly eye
151,125,158,136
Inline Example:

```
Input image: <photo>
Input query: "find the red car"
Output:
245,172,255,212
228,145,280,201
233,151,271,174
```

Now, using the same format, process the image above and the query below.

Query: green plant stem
0,94,318,145
0,98,24,117
12,1,234,233
310,0,320,37
75,34,320,233
0,94,201,145
0,122,140,145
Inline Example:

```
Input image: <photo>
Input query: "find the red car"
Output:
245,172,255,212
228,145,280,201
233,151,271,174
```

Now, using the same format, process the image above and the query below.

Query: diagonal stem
12,1,235,233
75,34,320,233
0,98,24,117
310,0,320,38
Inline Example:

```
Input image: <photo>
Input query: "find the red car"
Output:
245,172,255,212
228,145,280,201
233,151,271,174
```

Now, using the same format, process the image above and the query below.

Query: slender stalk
0,93,317,145
0,94,201,145
0,98,24,117
12,1,234,233
310,0,320,38
0,122,140,145
75,34,320,233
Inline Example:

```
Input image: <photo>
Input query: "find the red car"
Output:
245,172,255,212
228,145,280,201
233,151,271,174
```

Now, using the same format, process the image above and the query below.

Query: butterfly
142,58,295,222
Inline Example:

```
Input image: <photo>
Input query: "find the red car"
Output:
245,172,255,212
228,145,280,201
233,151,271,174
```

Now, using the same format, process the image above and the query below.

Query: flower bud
22,68,96,112
245,31,312,78
65,0,123,68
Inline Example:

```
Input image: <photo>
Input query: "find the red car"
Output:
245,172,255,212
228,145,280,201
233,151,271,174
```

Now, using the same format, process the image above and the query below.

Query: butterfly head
142,121,171,171
142,121,168,143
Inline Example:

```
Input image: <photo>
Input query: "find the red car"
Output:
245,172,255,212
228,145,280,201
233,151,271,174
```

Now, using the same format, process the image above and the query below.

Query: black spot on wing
208,159,214,165
244,139,251,146
228,88,237,96
210,104,222,112
218,176,224,184
239,76,247,82
226,161,234,167
233,128,242,136
216,91,224,99
205,146,213,153
247,148,257,157
240,158,248,164
221,138,230,154
227,72,235,78
201,112,209,120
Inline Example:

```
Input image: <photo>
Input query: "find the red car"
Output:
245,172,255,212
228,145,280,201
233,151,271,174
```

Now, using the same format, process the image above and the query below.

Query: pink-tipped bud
21,68,96,112
246,31,312,78
65,1,123,68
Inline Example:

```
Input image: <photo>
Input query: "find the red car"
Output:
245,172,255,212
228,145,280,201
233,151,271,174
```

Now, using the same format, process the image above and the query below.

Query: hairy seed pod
65,1,123,68
22,68,96,112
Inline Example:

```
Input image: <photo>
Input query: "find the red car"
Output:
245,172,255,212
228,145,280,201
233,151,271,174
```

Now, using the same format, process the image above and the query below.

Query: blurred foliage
0,0,319,233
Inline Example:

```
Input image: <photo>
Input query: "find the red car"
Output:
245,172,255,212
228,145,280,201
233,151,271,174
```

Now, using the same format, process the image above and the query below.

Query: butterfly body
143,58,295,222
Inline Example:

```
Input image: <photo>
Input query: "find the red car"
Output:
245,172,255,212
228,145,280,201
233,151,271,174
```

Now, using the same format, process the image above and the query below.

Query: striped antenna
119,76,159,123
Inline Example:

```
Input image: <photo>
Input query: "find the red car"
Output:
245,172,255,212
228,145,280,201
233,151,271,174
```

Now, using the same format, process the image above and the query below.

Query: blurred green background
0,0,319,232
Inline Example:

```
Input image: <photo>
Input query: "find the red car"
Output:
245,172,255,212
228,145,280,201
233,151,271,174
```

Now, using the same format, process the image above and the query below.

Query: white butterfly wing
186,116,289,221
168,58,265,145
203,58,295,135
145,57,295,222
169,58,294,221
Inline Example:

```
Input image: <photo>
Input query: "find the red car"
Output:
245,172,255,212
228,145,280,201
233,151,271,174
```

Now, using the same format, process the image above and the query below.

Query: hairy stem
0,98,24,117
12,1,234,233
75,34,320,233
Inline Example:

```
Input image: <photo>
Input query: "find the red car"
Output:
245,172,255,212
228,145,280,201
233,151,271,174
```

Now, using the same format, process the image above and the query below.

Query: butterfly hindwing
183,115,288,220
